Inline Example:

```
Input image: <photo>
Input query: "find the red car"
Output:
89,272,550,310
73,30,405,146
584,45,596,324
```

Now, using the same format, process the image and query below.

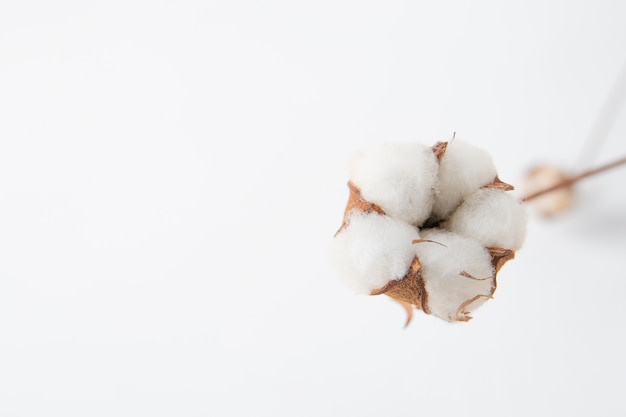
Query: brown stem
521,155,626,202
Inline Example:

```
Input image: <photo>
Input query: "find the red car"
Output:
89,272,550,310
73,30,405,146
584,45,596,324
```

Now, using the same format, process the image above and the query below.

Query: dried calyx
331,140,527,324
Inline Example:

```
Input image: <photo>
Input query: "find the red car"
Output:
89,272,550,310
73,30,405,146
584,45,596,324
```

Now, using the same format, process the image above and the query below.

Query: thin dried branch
521,155,626,202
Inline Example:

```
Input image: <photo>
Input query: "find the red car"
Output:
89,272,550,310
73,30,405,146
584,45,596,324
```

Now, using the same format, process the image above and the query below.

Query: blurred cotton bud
331,140,526,325
522,165,574,217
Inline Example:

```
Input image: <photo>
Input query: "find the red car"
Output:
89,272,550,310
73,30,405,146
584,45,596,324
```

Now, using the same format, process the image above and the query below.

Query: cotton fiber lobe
415,229,495,321
349,143,438,226
445,188,527,250
432,141,497,220
330,211,420,294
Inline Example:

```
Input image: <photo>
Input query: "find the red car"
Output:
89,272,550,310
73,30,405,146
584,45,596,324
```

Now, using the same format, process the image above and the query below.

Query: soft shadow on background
1,1,626,416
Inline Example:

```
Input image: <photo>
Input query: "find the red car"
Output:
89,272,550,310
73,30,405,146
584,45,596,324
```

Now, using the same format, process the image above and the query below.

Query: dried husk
432,141,448,162
335,181,386,236
484,176,515,192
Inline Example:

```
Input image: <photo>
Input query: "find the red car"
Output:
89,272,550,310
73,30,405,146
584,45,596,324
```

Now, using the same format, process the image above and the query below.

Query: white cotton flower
349,142,438,226
445,188,527,250
415,229,495,321
432,140,497,220
330,210,420,294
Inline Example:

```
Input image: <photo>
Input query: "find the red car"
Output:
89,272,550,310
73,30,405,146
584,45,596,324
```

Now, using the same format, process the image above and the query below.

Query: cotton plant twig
521,155,626,202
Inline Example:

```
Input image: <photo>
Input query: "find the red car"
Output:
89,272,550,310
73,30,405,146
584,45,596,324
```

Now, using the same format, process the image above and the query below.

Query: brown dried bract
370,257,427,310
483,176,515,191
344,182,385,217
393,300,415,328
335,182,386,236
488,247,515,273
455,294,492,322
455,271,497,321
432,141,448,162
371,256,429,326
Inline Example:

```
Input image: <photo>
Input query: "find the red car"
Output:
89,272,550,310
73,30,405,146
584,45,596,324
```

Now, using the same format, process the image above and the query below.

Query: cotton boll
349,142,438,226
330,210,421,294
432,141,497,220
415,229,495,322
445,188,527,250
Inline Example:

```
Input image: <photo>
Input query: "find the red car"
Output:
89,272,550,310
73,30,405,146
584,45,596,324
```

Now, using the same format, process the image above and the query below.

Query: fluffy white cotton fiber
330,210,420,294
349,142,438,226
445,188,527,250
432,141,497,220
415,229,495,321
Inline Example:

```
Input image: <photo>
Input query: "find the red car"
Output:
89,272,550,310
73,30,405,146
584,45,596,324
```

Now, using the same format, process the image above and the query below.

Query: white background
1,1,626,416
